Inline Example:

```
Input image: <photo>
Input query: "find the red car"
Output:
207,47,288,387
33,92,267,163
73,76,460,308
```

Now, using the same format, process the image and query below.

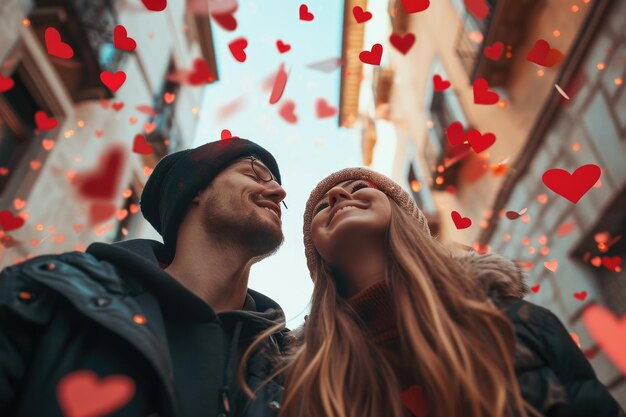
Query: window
454,0,495,77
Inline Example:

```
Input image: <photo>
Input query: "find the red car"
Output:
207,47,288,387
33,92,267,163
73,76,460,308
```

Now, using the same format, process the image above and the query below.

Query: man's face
193,156,287,257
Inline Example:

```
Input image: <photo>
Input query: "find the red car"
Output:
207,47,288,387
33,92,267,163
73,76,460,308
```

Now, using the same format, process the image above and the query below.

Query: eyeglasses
245,156,288,209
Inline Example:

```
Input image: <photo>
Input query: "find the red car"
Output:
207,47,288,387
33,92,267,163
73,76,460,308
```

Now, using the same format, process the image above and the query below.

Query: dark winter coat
0,238,288,417
455,251,625,417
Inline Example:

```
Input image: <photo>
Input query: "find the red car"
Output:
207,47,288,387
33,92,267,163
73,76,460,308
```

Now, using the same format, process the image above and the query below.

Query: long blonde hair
239,198,538,417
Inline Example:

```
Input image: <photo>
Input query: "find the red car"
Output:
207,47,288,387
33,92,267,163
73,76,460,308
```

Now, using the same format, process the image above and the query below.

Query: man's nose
261,180,287,205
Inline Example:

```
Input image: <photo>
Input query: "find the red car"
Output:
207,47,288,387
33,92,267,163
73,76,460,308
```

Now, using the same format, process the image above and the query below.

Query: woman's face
310,179,392,265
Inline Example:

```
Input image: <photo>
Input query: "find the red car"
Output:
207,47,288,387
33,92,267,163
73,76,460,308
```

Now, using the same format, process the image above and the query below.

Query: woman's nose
327,186,352,207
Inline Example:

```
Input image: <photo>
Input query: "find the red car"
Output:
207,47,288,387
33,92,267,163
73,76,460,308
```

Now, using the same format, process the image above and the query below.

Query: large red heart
141,0,167,11
316,98,337,118
35,110,58,131
276,40,291,53
542,164,601,203
0,210,25,232
0,74,15,93
132,134,153,155
390,33,416,55
399,384,429,417
74,146,126,200
45,27,74,59
100,71,126,93
359,43,383,65
269,63,288,104
352,6,372,23
400,0,430,14
464,0,489,19
473,77,499,104
582,305,626,375
445,121,466,146
484,41,503,60
527,40,564,67
279,100,297,124
113,25,136,51
58,370,135,417
467,129,495,153
228,37,248,62
432,75,450,92
188,58,213,85
299,4,314,21
211,12,238,31
451,210,472,229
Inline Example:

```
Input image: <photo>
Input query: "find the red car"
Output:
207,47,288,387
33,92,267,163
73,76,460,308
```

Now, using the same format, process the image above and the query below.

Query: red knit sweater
347,280,429,417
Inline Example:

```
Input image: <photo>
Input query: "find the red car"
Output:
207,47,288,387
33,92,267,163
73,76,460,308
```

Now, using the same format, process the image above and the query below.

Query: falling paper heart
527,39,564,68
0,210,25,232
316,98,337,118
279,100,297,124
221,129,234,141
484,41,503,60
352,6,372,23
133,134,153,155
505,207,528,220
542,164,601,203
35,110,58,131
531,284,541,293
141,0,167,11
464,0,489,19
602,256,621,272
399,384,429,417
556,221,575,237
359,43,383,66
400,0,430,13
573,291,587,301
45,27,74,59
136,105,156,117
276,40,291,53
113,25,136,51
111,102,124,111
582,305,626,375
432,75,450,91
389,33,416,55
0,74,15,93
269,63,288,105
466,129,496,153
445,121,466,146
211,11,238,31
188,58,213,85
100,71,127,93
543,260,559,272
451,211,472,229
228,37,248,62
473,77,499,105
299,4,314,21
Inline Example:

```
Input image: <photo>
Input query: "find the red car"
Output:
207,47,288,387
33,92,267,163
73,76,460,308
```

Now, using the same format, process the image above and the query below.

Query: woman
239,168,624,417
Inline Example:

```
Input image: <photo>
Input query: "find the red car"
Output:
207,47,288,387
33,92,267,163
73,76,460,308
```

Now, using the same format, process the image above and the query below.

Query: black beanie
139,138,282,264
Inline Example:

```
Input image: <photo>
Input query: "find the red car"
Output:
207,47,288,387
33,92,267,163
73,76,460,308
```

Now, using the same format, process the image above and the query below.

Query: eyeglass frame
242,156,288,209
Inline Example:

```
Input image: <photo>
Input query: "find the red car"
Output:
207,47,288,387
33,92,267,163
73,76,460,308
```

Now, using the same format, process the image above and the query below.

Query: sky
192,1,383,327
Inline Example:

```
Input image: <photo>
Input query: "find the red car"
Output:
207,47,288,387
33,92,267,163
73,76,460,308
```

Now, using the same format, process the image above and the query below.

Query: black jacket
455,251,625,417
0,238,288,417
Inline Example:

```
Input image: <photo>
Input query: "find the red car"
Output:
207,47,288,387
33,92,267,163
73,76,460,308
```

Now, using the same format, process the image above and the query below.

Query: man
0,138,289,417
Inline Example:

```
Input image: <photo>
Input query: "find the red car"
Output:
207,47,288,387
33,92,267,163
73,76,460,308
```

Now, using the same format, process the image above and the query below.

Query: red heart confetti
276,40,291,53
100,71,127,93
133,134,153,155
188,58,214,85
42,139,55,151
445,121,466,146
228,37,248,62
359,43,383,66
299,4,314,21
542,164,601,203
141,0,167,12
527,40,564,68
531,284,541,293
400,0,430,14
399,384,429,417
484,41,503,60
164,92,175,104
279,100,297,124
35,110,58,131
45,27,74,59
389,33,416,55
221,129,234,141
582,305,626,375
433,75,451,91
543,260,558,272
30,160,41,170
94,130,104,138
269,63,288,104
143,122,156,134
451,210,472,229
464,0,489,19
0,74,15,93
352,6,372,23
57,370,135,417
111,102,124,111
211,12,238,31
573,291,587,301
505,208,528,220
556,221,575,237
473,77,499,105
466,129,496,153
0,210,25,232
602,256,621,272
316,98,337,118
113,25,136,51
136,105,157,117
